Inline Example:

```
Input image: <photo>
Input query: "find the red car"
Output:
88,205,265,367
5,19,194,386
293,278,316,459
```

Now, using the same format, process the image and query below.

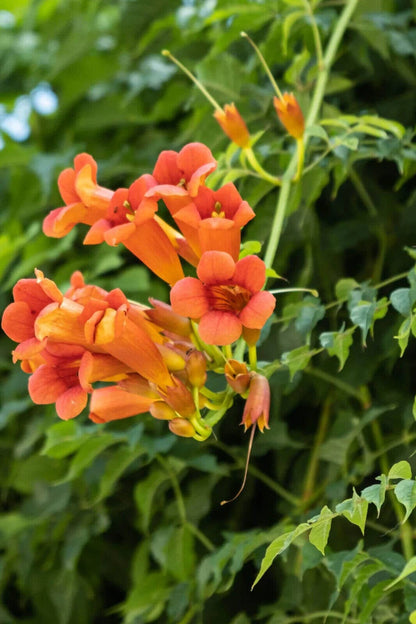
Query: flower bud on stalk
185,350,207,388
241,373,270,432
169,417,197,438
273,93,305,139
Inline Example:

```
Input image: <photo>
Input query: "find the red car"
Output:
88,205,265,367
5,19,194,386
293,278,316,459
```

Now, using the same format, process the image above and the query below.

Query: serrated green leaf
309,506,333,555
394,479,416,522
388,461,412,481
281,345,315,380
320,328,354,371
361,475,387,517
252,523,310,588
350,301,377,345
336,490,368,534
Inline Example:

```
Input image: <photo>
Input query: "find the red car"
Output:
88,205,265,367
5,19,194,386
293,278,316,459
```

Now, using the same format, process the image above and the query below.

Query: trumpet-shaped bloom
213,103,250,148
43,153,113,238
165,183,255,261
170,251,276,345
2,270,179,420
83,175,184,285
146,142,217,214
273,93,305,139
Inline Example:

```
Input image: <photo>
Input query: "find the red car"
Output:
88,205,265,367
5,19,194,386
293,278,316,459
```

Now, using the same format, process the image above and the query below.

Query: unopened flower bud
273,93,305,139
169,417,196,438
147,298,192,337
157,343,186,372
162,377,195,418
150,401,177,420
214,103,250,148
185,350,207,388
241,373,270,432
224,359,251,395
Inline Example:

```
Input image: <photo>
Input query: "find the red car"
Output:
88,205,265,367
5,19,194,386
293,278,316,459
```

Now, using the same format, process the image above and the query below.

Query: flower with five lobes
170,251,276,346
43,153,113,238
273,93,305,139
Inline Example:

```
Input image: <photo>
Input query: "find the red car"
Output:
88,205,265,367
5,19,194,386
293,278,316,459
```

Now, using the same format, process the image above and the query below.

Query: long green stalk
264,0,360,271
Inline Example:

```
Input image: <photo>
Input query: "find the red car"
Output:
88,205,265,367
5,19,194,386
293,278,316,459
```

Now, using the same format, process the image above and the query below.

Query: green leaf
252,524,310,588
394,479,416,522
388,461,412,480
41,420,88,458
396,316,412,356
309,506,333,555
349,301,377,345
358,579,394,624
360,114,405,139
335,278,360,302
282,10,305,56
385,556,416,590
390,288,416,316
361,475,387,517
281,345,316,380
413,396,416,420
336,490,368,534
320,327,354,371
92,443,146,503
134,468,171,532
294,296,325,337
56,434,120,483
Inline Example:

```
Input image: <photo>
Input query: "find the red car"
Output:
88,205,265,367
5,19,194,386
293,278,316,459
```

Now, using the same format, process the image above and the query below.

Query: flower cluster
2,142,275,441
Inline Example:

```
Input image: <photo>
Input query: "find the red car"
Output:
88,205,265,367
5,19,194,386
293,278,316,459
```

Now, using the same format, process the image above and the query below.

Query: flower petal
198,310,242,345
233,255,266,292
89,386,154,423
56,385,88,420
197,250,235,284
170,278,209,318
239,291,276,328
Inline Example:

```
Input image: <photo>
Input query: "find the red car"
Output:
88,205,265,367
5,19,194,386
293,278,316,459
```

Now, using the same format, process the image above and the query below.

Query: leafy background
1,0,416,622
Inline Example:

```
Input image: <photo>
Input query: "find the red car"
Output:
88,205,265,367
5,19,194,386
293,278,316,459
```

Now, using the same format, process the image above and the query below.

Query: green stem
294,137,305,181
244,147,281,186
248,345,257,370
185,521,215,552
264,0,360,271
157,455,187,524
302,398,331,503
302,0,324,70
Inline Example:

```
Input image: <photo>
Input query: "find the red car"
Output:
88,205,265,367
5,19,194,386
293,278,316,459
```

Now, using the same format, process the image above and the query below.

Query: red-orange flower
83,175,184,285
43,153,113,238
170,251,276,345
273,93,305,139
213,103,250,148
146,142,217,214
241,373,270,432
171,183,255,261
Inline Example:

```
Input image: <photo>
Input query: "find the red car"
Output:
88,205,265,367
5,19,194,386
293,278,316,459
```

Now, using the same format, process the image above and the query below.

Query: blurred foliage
1,0,416,622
